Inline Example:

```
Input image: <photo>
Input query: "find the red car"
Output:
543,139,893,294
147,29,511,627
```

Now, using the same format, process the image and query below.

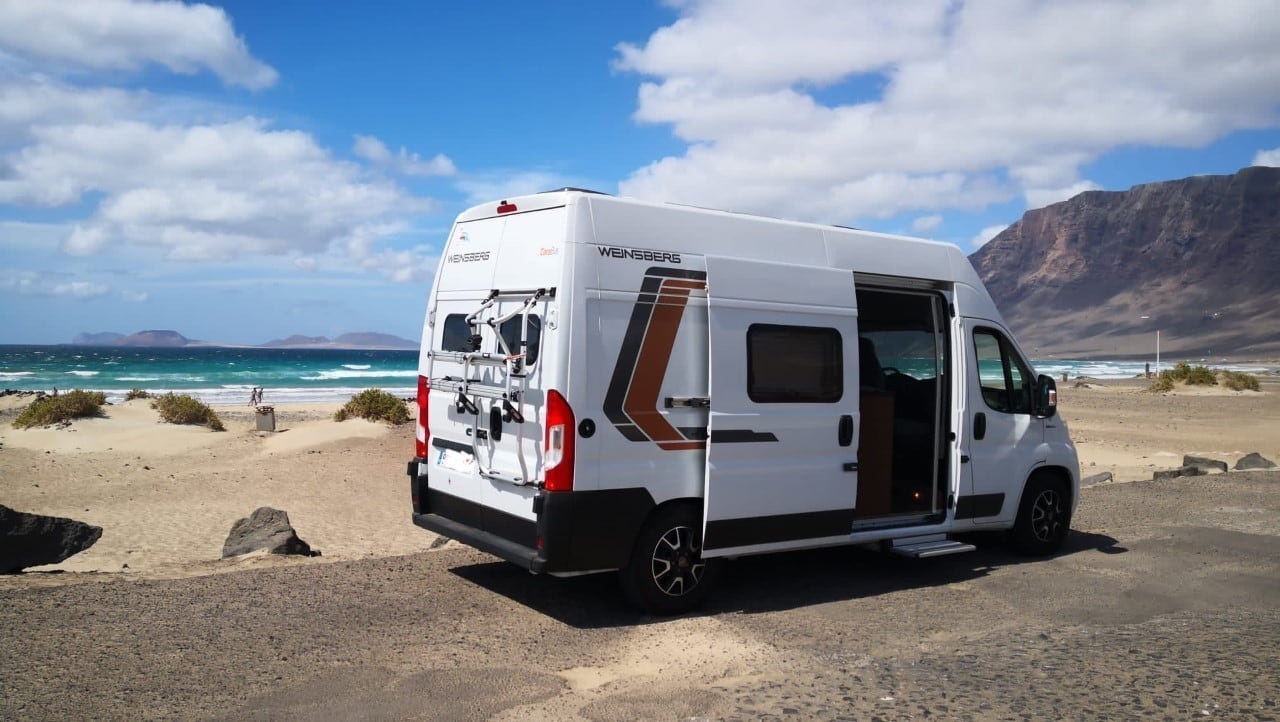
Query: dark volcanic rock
1153,466,1205,481
1182,455,1229,474
222,507,315,558
1234,452,1277,471
0,504,103,573
972,166,1280,357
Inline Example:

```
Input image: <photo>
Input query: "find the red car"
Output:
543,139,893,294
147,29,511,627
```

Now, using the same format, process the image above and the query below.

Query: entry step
888,536,977,559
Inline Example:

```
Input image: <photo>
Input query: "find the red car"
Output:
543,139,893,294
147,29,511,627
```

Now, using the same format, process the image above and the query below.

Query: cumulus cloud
0,118,429,264
0,0,277,89
616,0,1280,224
1024,180,1103,210
970,224,1008,250
0,270,111,299
1255,147,1280,167
353,135,456,177
0,1,448,285
910,214,943,233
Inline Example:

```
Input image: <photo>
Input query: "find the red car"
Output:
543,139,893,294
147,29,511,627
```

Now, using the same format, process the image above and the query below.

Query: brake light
544,389,575,491
416,375,430,458
497,201,518,214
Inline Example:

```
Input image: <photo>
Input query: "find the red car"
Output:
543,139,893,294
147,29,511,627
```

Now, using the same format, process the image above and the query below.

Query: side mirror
1034,374,1058,418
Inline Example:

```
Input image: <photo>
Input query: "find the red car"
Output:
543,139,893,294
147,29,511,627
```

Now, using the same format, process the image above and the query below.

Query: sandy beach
2,375,1276,583
1,378,1279,719
0,398,436,581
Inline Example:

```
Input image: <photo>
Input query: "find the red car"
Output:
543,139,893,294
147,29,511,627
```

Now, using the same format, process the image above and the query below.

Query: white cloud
0,0,277,89
0,270,110,299
0,118,435,269
1255,147,1280,167
911,214,943,233
456,170,594,206
1024,180,1103,210
353,135,456,177
121,289,149,302
617,0,1280,224
970,224,1008,250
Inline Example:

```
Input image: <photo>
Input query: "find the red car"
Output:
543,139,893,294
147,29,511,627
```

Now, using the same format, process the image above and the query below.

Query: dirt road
2,470,1277,721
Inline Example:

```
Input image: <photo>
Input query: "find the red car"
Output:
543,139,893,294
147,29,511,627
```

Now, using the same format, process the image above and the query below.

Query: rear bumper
408,458,654,574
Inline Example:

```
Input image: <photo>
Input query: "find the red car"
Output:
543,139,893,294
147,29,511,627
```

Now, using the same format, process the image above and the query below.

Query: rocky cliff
971,166,1280,359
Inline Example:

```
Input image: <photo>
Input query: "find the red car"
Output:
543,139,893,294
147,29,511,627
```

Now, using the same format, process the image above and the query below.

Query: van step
888,538,976,559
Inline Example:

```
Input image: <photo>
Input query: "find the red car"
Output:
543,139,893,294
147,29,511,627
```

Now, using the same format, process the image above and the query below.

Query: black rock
1182,455,1228,473
1153,466,1205,481
1234,452,1277,470
0,504,103,573
221,507,314,558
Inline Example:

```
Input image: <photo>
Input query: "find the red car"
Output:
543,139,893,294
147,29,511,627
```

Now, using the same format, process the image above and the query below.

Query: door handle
973,412,986,441
838,414,854,447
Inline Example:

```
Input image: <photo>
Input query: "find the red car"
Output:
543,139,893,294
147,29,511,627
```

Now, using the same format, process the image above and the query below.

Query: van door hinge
949,302,956,318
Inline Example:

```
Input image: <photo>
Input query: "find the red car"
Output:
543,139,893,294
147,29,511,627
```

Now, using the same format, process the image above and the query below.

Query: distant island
70,329,418,350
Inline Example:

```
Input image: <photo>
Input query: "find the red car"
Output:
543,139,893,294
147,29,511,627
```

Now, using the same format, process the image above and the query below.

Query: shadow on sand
448,529,1125,629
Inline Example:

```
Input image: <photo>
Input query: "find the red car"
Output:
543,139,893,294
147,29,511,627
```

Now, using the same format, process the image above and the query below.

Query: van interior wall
855,288,946,519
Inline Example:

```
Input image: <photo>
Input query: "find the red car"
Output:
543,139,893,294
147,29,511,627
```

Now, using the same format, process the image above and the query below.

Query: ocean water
1,346,1271,406
0,345,418,406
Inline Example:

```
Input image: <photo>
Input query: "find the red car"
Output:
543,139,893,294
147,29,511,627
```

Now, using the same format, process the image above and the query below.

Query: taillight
497,201,518,214
415,375,430,458
544,389,575,491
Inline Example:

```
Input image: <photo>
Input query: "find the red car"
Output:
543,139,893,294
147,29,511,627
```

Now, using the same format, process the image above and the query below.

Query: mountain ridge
68,330,418,350
971,166,1280,359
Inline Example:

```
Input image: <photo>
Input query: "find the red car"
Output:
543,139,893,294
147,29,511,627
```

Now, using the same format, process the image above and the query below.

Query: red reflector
497,202,517,214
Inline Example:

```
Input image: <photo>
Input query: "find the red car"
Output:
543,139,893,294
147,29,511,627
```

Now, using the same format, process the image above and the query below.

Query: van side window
499,315,542,365
441,314,471,351
974,328,1033,414
747,324,843,403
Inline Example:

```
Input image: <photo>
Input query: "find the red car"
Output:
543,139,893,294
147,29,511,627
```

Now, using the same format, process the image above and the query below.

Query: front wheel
1010,473,1071,555
620,504,721,615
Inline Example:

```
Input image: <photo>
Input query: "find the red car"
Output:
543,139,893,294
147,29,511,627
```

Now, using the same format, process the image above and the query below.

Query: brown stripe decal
604,267,708,451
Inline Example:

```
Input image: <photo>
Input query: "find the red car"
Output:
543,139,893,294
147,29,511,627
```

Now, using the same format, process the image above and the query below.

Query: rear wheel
620,504,720,615
1010,473,1071,555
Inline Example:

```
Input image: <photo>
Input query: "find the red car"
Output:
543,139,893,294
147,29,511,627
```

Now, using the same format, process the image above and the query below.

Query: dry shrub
151,392,225,431
12,389,107,428
334,388,410,425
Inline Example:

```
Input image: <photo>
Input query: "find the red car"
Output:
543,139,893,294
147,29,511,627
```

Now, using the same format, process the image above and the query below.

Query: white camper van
407,189,1079,614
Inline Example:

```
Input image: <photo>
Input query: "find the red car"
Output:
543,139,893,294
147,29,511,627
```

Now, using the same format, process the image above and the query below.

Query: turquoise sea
0,345,418,406
1,345,1271,406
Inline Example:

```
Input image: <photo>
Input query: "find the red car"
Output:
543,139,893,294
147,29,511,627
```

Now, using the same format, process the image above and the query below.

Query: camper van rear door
702,256,861,554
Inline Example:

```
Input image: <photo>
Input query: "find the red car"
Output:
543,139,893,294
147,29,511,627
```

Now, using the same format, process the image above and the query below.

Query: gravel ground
2,470,1277,720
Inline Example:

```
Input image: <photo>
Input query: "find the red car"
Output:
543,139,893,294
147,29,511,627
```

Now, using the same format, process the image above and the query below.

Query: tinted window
974,328,1033,414
747,324,843,403
499,315,542,365
439,313,542,365
441,314,471,352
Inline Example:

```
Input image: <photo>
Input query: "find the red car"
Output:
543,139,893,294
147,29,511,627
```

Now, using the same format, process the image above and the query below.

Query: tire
1010,473,1071,555
620,503,721,615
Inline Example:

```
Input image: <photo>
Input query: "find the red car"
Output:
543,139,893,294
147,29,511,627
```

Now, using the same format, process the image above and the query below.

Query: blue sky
2,0,1279,345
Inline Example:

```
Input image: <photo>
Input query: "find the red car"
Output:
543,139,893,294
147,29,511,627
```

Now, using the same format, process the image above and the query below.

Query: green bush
1162,362,1217,386
124,388,152,401
1221,370,1260,392
151,392,225,431
1147,375,1175,393
12,389,107,428
334,388,411,425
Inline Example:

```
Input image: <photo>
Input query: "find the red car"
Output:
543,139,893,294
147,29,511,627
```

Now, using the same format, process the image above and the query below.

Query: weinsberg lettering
447,251,490,263
598,246,682,264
